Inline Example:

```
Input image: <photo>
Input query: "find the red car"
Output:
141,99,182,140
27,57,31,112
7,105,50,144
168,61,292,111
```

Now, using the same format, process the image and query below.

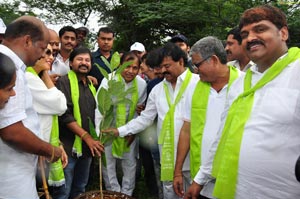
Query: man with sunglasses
173,36,242,199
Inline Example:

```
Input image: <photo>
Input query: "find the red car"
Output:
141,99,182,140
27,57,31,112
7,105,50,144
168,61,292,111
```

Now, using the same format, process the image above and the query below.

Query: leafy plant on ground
89,52,134,199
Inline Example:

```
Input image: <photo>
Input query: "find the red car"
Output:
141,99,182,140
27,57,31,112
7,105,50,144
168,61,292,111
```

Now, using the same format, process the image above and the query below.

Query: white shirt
118,70,199,171
227,60,254,72
0,44,40,199
49,53,70,76
183,82,230,198
195,55,300,198
25,71,67,142
183,68,242,197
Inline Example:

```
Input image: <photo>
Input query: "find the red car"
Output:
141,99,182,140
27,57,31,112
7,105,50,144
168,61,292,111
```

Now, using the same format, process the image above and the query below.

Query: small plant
89,52,135,199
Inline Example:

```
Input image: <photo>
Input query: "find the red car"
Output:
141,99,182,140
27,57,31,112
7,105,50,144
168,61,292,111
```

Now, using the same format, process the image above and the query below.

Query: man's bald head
48,29,60,57
2,16,50,66
4,15,49,43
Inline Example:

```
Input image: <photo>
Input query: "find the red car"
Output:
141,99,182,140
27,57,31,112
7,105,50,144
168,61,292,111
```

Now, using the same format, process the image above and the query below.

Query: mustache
246,40,264,50
226,50,231,55
65,43,74,46
163,72,170,76
78,64,89,69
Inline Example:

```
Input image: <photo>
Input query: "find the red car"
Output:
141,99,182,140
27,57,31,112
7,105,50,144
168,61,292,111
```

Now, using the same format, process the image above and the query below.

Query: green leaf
111,52,121,70
100,107,114,130
88,117,99,140
95,63,109,80
97,87,112,114
116,98,133,105
115,61,133,75
100,56,112,71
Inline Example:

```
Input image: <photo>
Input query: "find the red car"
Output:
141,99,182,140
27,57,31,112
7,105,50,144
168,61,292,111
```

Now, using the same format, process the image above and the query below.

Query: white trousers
102,139,137,196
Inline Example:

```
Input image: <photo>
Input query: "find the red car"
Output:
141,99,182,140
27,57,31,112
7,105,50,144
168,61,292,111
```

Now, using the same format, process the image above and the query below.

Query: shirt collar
163,68,188,85
0,44,26,71
250,52,288,75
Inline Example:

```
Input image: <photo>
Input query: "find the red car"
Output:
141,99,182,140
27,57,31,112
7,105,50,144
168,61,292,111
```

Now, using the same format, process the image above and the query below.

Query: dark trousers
139,144,158,196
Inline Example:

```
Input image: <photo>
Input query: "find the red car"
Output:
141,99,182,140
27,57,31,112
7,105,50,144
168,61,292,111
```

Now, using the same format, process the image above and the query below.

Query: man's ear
23,35,32,47
179,57,185,67
280,26,289,42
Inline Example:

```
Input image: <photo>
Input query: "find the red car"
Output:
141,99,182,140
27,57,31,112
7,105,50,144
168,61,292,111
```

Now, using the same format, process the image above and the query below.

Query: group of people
0,4,300,199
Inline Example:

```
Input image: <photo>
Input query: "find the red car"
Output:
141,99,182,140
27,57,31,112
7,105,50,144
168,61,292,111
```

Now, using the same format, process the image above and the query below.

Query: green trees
1,0,299,49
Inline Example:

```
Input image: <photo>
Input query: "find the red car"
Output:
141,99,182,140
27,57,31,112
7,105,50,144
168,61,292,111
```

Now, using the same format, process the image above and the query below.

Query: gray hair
190,36,227,64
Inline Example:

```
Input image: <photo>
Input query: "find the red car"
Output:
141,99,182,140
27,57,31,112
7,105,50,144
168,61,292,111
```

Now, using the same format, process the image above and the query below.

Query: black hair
69,47,92,62
227,27,242,45
97,27,114,37
120,51,141,66
4,18,44,42
59,26,77,38
157,42,187,66
146,48,161,68
0,53,16,89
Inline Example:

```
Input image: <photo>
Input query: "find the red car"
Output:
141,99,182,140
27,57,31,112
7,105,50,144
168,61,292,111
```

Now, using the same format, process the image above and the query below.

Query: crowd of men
0,4,300,199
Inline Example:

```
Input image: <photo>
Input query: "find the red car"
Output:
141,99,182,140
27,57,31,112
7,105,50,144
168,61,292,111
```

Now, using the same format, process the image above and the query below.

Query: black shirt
89,48,113,89
56,74,96,157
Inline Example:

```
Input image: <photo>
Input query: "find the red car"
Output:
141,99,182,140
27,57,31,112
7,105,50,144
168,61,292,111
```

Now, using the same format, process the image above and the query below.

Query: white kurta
0,45,41,199
25,71,67,142
195,55,300,199
183,84,230,198
118,70,199,172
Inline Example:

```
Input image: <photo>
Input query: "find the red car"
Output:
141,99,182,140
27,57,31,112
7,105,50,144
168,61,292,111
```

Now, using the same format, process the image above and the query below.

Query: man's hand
173,173,184,197
82,133,104,157
184,181,203,199
102,128,119,137
87,75,98,86
59,145,68,168
136,104,145,115
125,134,135,147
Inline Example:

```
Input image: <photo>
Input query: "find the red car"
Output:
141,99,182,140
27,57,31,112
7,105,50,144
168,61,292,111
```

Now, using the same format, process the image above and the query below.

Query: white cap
130,42,145,52
0,18,6,34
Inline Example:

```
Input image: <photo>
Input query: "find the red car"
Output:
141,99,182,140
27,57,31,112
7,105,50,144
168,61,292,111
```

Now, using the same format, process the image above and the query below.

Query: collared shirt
89,48,113,88
118,69,199,171
56,74,96,157
195,55,300,198
183,69,242,198
227,60,255,72
0,44,40,199
50,53,70,76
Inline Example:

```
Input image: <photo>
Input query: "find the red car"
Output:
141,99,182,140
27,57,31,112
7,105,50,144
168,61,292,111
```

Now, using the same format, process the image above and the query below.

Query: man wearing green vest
52,47,104,199
173,36,241,199
185,5,300,199
103,43,199,198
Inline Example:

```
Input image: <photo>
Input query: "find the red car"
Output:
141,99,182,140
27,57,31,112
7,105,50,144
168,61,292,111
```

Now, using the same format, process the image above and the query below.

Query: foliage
0,0,35,24
0,0,299,48
94,52,134,143
100,0,300,50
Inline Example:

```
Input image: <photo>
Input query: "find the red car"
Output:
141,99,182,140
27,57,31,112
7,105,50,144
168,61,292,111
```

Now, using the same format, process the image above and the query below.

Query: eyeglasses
193,56,211,68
